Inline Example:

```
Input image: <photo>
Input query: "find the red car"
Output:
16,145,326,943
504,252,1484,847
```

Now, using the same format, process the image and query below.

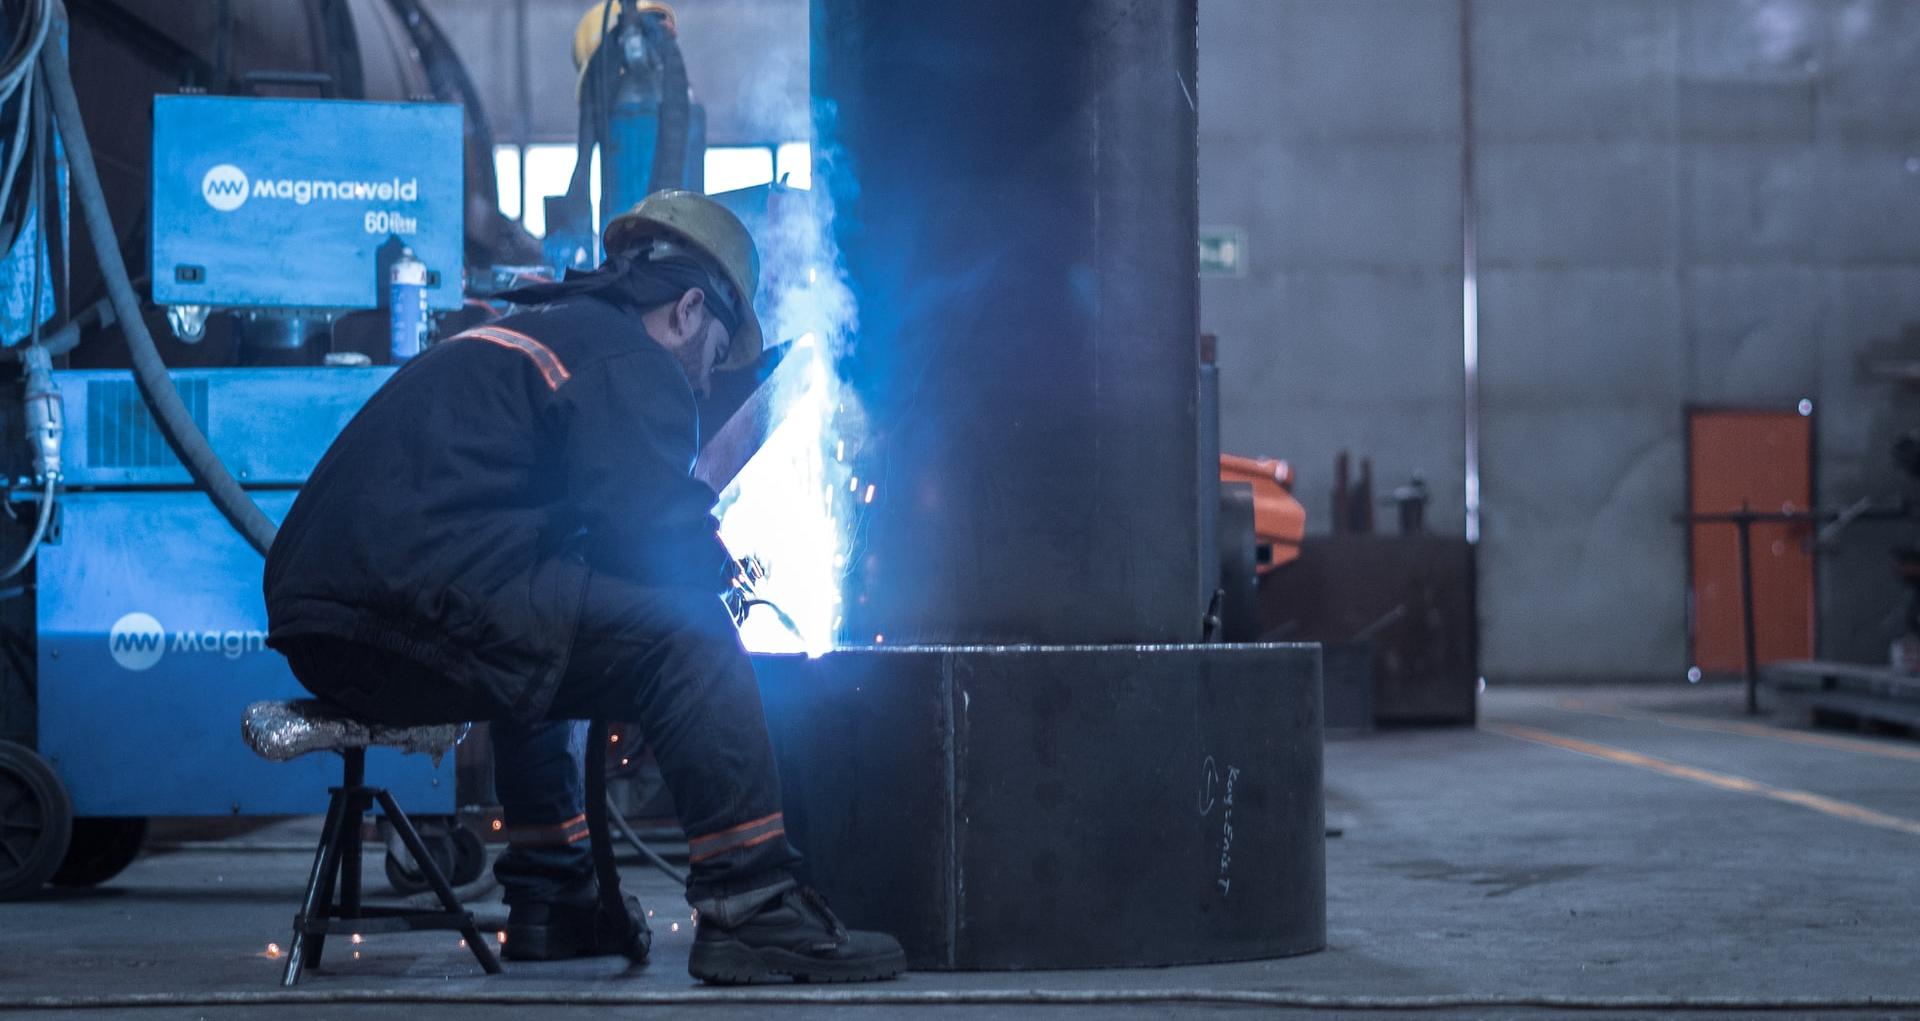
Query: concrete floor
4,683,1919,1020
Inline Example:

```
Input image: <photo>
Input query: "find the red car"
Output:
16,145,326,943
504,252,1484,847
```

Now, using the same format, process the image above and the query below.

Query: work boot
688,886,906,984
503,893,651,963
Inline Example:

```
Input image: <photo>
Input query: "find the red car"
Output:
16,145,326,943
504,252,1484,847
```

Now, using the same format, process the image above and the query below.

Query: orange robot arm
1220,454,1307,571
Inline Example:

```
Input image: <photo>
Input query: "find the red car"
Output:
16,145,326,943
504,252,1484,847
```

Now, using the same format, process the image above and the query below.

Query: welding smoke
714,76,869,655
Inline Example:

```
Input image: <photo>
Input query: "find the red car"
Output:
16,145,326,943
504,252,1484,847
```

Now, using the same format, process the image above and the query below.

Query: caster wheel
0,741,73,900
450,825,487,886
384,827,457,895
53,817,148,887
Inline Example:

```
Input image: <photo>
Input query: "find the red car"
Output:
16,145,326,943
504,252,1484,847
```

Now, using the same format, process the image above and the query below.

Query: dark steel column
816,0,1204,644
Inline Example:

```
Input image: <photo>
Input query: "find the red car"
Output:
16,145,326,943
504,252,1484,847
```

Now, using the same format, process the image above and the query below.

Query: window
492,147,521,221
492,140,812,238
704,146,775,194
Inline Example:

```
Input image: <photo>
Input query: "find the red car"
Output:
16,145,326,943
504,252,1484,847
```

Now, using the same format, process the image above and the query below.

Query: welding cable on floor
604,793,688,887
8,990,1920,1013
37,3,278,555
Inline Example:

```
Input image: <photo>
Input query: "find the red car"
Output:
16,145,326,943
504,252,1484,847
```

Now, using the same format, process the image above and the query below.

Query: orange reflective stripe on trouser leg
687,812,786,863
504,812,590,847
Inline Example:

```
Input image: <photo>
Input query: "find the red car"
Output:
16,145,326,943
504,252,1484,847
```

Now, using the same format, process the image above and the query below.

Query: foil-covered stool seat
241,699,499,986
242,699,466,764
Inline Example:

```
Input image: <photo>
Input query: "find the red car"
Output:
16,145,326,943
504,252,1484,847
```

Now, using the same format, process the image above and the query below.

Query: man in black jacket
264,190,904,984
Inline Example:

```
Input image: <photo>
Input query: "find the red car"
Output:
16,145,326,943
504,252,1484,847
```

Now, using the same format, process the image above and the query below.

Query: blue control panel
150,95,464,311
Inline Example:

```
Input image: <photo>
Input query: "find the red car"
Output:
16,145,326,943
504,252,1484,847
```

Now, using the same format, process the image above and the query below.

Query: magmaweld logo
198,164,419,212
201,164,251,212
109,612,167,671
108,612,268,671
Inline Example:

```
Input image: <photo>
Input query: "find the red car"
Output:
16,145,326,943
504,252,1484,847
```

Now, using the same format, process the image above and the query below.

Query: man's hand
722,555,768,624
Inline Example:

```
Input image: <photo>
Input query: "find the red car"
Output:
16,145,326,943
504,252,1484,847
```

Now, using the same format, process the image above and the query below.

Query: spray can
389,247,429,363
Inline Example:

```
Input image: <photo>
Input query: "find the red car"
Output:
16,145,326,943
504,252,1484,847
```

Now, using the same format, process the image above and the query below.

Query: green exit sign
1199,226,1247,277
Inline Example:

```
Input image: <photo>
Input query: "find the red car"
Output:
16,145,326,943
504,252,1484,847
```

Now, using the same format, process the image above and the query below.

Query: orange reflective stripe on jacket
450,325,572,391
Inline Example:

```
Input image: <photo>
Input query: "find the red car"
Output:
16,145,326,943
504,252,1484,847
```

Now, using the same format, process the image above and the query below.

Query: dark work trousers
279,572,802,927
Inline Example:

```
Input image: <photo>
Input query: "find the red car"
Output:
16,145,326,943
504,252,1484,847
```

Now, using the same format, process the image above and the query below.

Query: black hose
0,477,54,580
0,0,51,251
0,0,50,96
558,2,617,220
0,290,111,361
642,10,688,194
25,48,43,349
39,4,278,555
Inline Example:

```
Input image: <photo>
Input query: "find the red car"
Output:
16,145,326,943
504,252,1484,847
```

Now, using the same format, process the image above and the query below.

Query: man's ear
674,287,708,334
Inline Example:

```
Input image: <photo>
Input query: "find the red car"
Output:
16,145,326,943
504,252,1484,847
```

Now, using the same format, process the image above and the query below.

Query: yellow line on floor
1485,723,1920,838
1556,697,1920,764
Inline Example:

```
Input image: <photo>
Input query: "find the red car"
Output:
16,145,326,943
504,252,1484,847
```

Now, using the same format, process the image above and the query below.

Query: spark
263,943,282,959
351,934,363,944
715,344,855,658
491,819,503,832
711,184,862,659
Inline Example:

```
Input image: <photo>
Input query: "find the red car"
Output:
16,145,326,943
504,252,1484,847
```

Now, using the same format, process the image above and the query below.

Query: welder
262,190,905,984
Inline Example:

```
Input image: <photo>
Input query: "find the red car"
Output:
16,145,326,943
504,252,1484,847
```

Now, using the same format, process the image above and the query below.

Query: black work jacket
264,294,728,721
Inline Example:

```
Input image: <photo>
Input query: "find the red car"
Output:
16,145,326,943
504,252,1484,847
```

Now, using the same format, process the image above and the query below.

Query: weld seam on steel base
9,990,1920,1011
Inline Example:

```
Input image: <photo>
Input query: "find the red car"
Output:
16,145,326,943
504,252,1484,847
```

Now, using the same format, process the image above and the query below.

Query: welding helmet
571,1,678,69
605,190,763,370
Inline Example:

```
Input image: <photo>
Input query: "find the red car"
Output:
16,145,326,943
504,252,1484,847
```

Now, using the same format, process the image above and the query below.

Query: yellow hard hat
572,1,677,69
605,190,764,370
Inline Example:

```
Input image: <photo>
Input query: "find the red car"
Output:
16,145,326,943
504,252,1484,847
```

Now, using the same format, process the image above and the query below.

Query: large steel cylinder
816,0,1206,644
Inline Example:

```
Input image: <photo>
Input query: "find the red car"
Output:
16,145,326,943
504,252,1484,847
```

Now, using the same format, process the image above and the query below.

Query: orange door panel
1687,408,1816,673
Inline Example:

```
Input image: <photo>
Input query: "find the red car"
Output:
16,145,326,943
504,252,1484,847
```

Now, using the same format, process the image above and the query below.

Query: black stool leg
283,784,351,987
376,789,503,974
337,749,367,922
308,749,369,974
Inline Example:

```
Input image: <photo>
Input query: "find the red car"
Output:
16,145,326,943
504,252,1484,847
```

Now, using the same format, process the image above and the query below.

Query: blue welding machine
30,95,471,827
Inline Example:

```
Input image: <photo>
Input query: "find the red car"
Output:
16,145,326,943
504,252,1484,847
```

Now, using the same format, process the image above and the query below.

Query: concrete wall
1199,1,1467,544
1200,0,1920,681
